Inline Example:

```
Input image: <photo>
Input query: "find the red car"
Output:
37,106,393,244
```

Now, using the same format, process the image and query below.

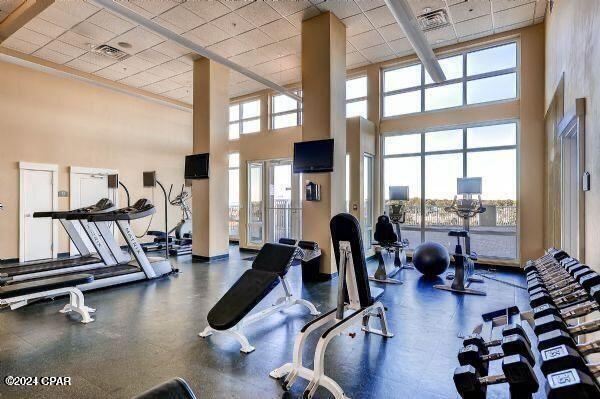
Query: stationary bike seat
449,230,469,238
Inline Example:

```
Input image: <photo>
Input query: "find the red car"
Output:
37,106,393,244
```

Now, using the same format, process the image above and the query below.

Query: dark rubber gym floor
0,245,537,398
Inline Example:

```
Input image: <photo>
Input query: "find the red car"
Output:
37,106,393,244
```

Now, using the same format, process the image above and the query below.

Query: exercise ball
413,241,450,277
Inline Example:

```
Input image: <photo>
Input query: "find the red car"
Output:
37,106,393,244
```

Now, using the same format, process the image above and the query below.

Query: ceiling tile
183,23,230,47
71,21,116,44
54,1,99,20
316,0,361,19
163,86,191,100
236,1,281,27
251,59,282,76
492,0,535,12
407,0,446,14
212,12,254,36
119,70,163,87
458,29,493,43
449,0,491,23
152,41,192,58
355,0,386,12
346,40,357,53
114,1,154,18
287,6,320,27
534,0,547,19
33,47,74,64
108,26,164,54
87,10,136,35
364,5,396,28
143,79,181,94
177,53,197,65
276,53,301,70
221,0,251,11
260,18,299,41
279,35,302,54
170,71,193,86
57,30,95,50
137,48,173,64
388,37,412,54
146,64,178,79
182,0,231,21
45,39,87,58
95,65,131,81
159,5,205,31
425,25,456,44
25,18,66,38
162,59,192,74
77,51,118,69
494,2,534,28
267,0,312,16
378,23,405,42
237,29,274,49
229,50,270,67
38,6,85,29
454,14,492,37
1,37,41,54
128,0,179,16
65,57,103,73
346,51,368,67
118,55,155,73
12,27,52,47
360,43,394,61
342,13,374,37
152,16,187,35
348,29,384,50
495,18,533,33
207,37,247,58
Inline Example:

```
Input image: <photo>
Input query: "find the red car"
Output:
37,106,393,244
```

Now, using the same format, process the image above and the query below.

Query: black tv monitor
293,139,334,173
185,153,210,179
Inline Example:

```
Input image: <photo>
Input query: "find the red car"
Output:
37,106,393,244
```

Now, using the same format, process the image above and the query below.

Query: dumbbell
538,328,600,355
529,283,600,309
462,324,529,353
527,264,590,286
458,334,535,376
525,257,579,276
454,355,539,399
526,259,586,278
546,368,600,399
528,270,600,296
533,300,600,321
540,344,600,376
534,313,600,337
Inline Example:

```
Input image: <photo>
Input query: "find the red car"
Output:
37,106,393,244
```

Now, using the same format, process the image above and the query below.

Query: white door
70,170,117,255
22,169,54,261
267,160,302,243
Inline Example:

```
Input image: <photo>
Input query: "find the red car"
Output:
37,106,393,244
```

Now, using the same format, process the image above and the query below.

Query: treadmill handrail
89,205,156,222
34,199,114,220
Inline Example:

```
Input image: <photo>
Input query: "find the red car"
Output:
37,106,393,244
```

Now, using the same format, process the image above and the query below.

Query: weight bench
0,274,96,323
199,242,320,353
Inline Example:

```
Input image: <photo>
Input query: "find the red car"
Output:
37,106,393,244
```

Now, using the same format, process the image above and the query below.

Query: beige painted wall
0,59,192,259
545,0,600,267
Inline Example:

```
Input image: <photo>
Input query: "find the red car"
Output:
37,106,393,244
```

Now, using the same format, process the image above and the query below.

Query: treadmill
0,199,126,282
45,199,174,291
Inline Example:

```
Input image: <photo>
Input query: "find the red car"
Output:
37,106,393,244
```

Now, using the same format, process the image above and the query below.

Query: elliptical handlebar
444,194,485,219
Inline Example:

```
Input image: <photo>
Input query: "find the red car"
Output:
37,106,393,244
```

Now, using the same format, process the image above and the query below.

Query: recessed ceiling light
118,42,132,49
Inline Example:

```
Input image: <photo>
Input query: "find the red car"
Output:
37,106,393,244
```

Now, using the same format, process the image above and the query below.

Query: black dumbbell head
579,272,600,290
589,284,600,304
534,314,568,336
502,335,535,366
540,345,588,376
546,368,600,399
537,329,577,352
552,251,569,261
529,286,549,297
502,355,539,394
458,345,488,376
533,303,561,320
530,291,554,309
501,324,530,346
454,365,485,398
572,267,592,280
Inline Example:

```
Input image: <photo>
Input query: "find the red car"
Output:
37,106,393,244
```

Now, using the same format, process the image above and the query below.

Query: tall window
346,76,368,118
229,98,261,139
363,153,374,248
383,121,518,260
382,42,518,117
228,153,240,239
271,91,302,130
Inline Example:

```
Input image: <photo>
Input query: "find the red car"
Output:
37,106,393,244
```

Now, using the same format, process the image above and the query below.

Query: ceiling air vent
91,44,130,61
417,8,450,32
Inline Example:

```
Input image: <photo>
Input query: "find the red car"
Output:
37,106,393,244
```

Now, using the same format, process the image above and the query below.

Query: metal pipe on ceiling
384,0,446,83
90,0,303,102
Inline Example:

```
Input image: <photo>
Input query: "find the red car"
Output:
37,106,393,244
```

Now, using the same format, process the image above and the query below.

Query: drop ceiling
0,0,546,104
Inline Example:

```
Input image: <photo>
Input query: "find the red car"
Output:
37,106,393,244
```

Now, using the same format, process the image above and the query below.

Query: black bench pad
0,274,93,299
252,242,297,276
133,378,196,399
207,269,280,331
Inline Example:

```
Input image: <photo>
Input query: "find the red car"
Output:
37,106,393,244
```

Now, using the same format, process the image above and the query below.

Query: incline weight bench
0,274,96,323
199,242,320,353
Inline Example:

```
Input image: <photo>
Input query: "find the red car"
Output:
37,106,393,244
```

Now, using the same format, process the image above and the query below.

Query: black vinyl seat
373,215,397,246
0,274,93,299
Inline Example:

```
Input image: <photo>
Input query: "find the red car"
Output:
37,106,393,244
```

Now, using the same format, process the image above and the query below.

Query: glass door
247,162,264,246
267,160,301,243
363,154,374,248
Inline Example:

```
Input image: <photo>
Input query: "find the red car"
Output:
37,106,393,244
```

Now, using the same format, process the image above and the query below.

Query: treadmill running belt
0,256,100,276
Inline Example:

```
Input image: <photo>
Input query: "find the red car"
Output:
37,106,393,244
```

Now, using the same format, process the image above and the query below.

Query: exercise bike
434,177,486,296
369,186,412,285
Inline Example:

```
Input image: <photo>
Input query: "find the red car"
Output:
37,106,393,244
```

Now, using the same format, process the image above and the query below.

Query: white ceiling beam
90,0,302,102
384,0,446,83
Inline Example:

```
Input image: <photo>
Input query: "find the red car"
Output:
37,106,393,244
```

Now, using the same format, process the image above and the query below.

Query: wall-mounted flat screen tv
293,139,334,173
185,153,209,179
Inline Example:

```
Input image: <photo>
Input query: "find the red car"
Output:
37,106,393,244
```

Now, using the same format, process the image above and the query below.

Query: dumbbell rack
452,248,600,398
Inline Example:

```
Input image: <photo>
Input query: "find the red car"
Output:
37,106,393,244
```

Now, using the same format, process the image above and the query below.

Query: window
382,42,518,117
271,91,302,130
229,98,261,139
382,121,518,259
346,76,367,118
228,153,240,239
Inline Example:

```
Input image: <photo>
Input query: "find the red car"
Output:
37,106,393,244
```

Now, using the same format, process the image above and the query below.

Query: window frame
228,152,240,239
346,75,368,118
381,119,520,260
270,90,302,130
229,98,261,139
381,40,520,119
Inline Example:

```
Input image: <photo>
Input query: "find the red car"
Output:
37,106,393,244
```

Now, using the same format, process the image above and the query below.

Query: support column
192,57,229,260
301,12,346,275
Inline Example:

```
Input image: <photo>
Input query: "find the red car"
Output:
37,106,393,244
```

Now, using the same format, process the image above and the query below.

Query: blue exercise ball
413,241,450,277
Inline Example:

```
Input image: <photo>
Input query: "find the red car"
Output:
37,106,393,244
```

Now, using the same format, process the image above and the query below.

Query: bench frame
199,274,320,353
0,286,95,323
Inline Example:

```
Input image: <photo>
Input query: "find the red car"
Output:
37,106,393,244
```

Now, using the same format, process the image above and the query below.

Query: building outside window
229,98,261,140
271,91,302,130
346,76,368,118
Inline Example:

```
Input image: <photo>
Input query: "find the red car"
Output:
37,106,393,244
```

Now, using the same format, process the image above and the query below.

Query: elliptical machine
434,177,486,296
369,186,412,284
